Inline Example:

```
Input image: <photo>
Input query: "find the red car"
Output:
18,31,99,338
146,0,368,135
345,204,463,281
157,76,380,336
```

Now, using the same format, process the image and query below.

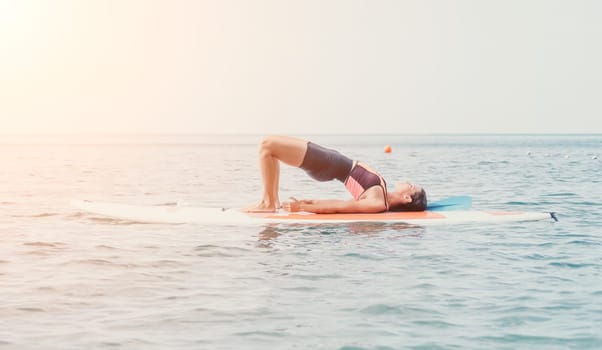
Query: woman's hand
282,197,313,212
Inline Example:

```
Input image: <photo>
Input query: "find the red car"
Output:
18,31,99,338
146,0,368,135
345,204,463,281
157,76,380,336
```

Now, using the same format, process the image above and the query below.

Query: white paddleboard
71,200,555,226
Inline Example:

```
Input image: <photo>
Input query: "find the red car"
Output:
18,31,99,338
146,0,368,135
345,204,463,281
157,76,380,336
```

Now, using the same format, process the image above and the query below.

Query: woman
244,135,427,213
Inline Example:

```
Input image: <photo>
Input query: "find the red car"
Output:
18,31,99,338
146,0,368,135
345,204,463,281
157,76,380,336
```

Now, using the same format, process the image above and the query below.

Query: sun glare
0,1,46,63
0,1,29,32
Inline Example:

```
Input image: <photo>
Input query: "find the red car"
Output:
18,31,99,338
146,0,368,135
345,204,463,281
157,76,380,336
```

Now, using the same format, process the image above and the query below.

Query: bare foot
242,201,280,213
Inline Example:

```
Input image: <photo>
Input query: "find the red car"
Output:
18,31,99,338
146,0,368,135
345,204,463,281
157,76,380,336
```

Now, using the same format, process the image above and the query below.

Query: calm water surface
1,134,601,349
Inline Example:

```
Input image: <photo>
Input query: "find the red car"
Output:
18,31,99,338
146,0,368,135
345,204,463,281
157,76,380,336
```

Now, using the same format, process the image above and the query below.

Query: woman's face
395,181,422,197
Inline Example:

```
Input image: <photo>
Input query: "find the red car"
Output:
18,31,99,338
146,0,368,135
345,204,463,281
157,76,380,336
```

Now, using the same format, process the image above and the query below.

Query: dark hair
389,188,427,212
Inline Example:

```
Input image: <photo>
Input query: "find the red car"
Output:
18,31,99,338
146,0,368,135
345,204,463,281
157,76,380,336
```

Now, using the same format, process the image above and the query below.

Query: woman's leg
245,135,308,212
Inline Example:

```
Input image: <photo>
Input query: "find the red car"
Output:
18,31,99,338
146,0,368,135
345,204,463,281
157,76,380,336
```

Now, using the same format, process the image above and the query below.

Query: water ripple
548,262,595,269
194,244,251,257
343,252,387,261
292,273,343,281
360,304,404,315
16,307,45,313
475,334,600,347
232,330,286,338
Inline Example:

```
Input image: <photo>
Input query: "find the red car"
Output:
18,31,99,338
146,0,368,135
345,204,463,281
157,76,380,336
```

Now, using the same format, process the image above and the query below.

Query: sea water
0,134,601,349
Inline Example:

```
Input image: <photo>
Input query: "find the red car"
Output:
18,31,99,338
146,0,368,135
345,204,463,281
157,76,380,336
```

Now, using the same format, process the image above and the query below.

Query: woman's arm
282,198,386,214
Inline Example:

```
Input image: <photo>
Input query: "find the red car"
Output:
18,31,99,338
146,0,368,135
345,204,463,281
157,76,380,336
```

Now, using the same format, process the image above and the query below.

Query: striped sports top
344,162,389,209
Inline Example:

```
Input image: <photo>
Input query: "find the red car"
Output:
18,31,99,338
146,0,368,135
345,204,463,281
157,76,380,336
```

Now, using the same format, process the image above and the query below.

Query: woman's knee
260,135,286,152
258,136,307,165
259,135,279,155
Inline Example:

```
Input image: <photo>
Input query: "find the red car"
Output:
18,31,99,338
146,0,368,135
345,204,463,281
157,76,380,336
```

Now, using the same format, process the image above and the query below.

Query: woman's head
389,182,427,212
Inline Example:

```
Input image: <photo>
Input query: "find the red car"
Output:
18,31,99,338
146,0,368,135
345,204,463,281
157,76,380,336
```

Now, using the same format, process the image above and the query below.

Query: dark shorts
299,142,353,182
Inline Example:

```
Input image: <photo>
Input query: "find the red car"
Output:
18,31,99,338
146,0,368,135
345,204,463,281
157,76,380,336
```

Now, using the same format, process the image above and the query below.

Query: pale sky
1,0,601,134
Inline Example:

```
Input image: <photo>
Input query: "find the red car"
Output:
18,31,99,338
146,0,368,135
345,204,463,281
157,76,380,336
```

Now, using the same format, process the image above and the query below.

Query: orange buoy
384,145,392,153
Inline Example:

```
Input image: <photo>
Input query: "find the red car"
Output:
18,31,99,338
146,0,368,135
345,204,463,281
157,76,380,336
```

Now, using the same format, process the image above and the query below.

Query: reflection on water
256,222,426,248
